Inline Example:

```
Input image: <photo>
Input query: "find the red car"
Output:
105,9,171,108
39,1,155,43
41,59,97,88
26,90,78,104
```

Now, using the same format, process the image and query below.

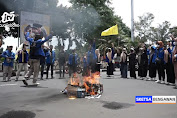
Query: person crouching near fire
22,31,53,86
1,45,15,82
16,44,29,81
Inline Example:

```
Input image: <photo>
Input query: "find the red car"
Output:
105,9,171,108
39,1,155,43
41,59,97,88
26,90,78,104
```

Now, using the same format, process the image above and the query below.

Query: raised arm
25,32,33,43
41,34,53,44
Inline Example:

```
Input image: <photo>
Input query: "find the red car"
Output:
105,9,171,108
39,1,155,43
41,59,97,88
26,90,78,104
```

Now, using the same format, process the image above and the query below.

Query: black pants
59,65,65,77
166,62,175,83
46,63,53,78
82,66,88,77
95,63,101,72
129,64,136,78
121,62,127,78
138,64,147,77
149,63,156,78
41,64,45,78
156,62,165,81
69,65,77,77
107,62,114,75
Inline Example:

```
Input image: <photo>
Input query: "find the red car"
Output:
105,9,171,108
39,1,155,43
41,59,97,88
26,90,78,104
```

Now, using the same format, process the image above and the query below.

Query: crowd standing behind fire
0,34,177,89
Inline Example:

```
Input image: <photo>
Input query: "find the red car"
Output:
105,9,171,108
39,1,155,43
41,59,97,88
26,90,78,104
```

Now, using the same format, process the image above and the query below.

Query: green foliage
0,0,130,55
135,13,154,42
169,26,177,37
69,0,130,54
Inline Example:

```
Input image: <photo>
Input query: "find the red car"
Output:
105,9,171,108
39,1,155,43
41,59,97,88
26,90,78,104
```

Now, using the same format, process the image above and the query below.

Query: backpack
30,41,37,57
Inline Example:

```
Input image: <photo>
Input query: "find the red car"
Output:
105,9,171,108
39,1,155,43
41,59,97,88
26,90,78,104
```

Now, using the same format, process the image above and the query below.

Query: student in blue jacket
87,40,97,74
1,46,15,81
23,31,53,86
46,45,55,79
148,46,157,80
68,49,78,77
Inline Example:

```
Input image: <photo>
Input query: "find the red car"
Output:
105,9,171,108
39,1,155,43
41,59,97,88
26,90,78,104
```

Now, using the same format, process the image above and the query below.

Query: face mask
173,42,177,46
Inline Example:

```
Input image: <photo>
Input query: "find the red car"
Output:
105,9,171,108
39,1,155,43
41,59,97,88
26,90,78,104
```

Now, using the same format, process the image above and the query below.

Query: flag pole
131,0,134,42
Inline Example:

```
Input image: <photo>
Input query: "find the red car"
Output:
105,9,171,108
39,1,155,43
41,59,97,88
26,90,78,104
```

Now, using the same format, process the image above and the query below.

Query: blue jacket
87,43,97,65
25,32,52,58
148,51,157,64
46,50,55,64
156,48,164,63
18,50,29,63
68,53,78,65
1,50,15,67
106,48,114,63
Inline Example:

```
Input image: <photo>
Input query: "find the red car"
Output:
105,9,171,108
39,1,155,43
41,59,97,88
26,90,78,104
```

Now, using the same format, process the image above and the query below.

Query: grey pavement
0,70,176,118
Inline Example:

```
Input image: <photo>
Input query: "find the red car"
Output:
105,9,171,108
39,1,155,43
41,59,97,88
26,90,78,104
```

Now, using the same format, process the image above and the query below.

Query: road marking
0,84,18,87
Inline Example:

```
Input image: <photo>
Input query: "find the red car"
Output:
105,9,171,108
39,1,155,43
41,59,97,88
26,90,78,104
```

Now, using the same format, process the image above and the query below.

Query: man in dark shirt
58,46,66,78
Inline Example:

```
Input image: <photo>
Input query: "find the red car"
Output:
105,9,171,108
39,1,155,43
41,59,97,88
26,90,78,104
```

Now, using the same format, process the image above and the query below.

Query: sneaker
152,78,156,81
147,78,152,81
173,85,177,89
170,83,176,86
160,81,165,84
32,82,40,86
22,78,28,86
165,82,170,85
155,80,161,83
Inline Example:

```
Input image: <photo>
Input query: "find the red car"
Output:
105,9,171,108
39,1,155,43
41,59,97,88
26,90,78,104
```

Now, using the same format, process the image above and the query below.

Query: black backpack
30,41,37,57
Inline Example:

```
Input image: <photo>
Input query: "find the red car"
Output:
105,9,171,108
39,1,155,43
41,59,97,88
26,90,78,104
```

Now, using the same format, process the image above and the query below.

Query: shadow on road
100,101,135,110
20,85,48,88
0,110,36,118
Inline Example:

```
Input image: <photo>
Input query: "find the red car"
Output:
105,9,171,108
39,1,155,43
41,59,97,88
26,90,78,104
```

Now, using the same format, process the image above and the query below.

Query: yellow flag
101,24,118,36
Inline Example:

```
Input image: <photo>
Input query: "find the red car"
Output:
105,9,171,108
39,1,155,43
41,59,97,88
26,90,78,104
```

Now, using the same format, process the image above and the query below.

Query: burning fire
68,96,76,100
68,72,101,96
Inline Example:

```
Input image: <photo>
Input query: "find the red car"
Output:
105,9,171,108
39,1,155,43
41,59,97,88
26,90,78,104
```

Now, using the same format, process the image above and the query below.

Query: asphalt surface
0,70,177,118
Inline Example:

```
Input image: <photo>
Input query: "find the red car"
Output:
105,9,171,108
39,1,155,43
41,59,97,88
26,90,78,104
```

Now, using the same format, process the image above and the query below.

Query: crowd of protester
112,35,177,89
0,33,177,89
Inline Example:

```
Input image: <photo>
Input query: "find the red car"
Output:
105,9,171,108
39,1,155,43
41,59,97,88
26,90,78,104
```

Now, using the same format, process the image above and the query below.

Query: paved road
0,70,176,118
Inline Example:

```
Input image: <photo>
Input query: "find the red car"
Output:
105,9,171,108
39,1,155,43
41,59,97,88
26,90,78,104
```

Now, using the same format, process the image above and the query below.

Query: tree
69,0,130,51
169,26,177,37
150,21,171,43
135,13,154,42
